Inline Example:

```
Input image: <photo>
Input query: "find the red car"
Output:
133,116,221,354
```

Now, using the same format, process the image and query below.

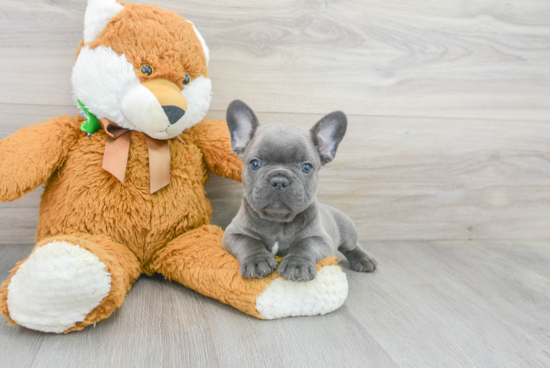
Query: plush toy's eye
302,163,313,174
140,64,154,76
250,159,261,170
183,74,191,86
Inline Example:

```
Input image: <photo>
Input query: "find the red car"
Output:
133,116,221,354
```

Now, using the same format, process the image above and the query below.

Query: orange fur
84,3,209,87
151,226,342,319
151,225,265,319
33,118,242,264
0,115,81,202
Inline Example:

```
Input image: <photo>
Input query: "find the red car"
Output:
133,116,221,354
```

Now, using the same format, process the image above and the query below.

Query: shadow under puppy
223,100,377,281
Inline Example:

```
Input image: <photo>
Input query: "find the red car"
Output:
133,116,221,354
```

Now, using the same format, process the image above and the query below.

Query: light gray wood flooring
1,241,549,368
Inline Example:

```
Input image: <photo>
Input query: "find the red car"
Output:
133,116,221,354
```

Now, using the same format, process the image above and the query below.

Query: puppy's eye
250,159,261,170
140,64,154,76
302,163,313,174
183,74,191,86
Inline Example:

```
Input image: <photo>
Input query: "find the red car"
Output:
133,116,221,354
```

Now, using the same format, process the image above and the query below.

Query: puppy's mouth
249,201,296,222
261,201,292,214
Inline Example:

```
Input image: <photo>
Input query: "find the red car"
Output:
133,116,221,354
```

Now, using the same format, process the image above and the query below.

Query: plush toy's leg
0,233,140,333
150,225,348,319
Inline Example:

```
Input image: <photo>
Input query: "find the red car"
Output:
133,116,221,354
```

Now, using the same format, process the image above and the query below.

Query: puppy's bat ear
226,100,260,157
310,111,347,165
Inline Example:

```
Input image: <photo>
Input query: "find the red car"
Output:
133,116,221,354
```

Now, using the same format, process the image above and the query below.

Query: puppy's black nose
162,105,185,125
270,176,289,193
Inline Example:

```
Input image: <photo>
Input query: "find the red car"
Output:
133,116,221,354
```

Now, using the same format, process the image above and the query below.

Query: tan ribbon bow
100,118,182,194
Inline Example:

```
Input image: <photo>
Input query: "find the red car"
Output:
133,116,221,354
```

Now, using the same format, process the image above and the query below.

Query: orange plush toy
0,0,348,333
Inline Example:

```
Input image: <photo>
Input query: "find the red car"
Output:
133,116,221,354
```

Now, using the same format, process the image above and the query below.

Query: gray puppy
223,100,377,282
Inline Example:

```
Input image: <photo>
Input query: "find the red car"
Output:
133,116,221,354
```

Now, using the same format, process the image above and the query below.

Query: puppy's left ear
310,111,347,165
226,100,260,157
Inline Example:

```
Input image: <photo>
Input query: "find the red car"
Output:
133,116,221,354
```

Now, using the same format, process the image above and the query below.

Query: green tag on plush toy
78,99,101,135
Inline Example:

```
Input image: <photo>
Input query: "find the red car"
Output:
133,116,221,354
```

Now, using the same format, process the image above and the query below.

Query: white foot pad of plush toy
7,241,111,333
256,265,348,319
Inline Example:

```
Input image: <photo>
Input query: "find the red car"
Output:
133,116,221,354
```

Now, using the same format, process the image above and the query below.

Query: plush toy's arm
0,115,81,202
191,119,243,182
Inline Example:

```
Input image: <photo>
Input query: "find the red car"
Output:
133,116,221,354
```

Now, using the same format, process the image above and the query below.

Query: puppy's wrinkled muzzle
270,176,289,193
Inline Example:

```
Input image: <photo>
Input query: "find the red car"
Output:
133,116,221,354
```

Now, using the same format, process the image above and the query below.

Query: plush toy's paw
347,248,377,273
256,259,348,319
240,252,278,279
278,255,317,282
6,241,111,333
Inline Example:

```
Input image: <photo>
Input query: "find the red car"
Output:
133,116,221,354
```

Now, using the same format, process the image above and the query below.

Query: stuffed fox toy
0,0,348,333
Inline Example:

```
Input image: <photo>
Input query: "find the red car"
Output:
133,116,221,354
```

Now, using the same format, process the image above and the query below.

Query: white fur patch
121,84,172,139
181,75,212,129
83,0,124,44
187,21,210,65
256,265,348,319
6,241,111,333
271,242,279,256
72,45,141,129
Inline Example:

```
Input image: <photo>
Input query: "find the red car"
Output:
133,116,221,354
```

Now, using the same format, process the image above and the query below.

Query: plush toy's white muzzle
121,79,190,139
121,85,171,137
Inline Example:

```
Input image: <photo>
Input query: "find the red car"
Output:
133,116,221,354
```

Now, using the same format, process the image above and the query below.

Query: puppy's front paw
240,252,278,279
348,250,377,273
278,256,317,282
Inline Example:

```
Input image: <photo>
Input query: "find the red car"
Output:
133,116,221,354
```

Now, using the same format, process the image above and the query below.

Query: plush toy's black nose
270,176,290,193
162,105,185,125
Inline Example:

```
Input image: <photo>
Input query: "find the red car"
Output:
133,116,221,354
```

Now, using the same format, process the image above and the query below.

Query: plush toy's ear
226,100,260,157
186,21,210,66
310,111,348,165
83,0,124,44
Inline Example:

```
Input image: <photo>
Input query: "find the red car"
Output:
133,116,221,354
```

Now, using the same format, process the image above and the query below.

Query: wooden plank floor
1,241,549,368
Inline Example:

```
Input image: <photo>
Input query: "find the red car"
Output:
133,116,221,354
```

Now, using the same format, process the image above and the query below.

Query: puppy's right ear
310,111,347,165
226,100,260,157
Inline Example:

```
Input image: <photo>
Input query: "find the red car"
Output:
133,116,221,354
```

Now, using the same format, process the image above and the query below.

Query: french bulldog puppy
223,100,377,282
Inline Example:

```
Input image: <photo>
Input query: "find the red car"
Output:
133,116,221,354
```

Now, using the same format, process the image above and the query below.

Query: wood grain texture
0,0,549,120
1,0,550,242
2,104,549,243
1,241,549,367
343,240,550,367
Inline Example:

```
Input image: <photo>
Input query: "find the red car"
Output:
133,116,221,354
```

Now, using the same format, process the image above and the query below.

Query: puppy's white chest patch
271,242,279,256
